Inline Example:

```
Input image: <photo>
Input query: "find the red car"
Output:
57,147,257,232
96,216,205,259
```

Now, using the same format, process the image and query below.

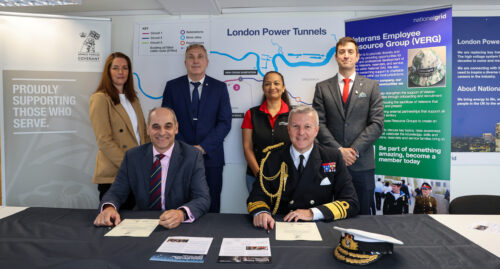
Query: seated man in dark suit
247,106,359,231
94,107,210,229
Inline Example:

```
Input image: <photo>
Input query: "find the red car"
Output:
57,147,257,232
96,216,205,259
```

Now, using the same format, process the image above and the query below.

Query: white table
431,214,500,258
0,206,27,219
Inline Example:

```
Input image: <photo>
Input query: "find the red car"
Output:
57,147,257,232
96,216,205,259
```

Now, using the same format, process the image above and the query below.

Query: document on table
156,236,213,255
275,221,322,241
151,236,213,263
104,219,158,237
218,238,271,263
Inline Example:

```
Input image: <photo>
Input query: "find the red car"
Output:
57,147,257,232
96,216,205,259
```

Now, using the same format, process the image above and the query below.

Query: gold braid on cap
258,142,288,215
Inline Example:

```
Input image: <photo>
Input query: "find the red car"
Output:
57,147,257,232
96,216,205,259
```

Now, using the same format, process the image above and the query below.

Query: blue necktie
149,154,164,210
191,82,201,120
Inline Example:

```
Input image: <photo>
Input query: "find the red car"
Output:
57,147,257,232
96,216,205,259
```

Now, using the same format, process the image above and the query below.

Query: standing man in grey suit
312,37,384,215
94,107,210,229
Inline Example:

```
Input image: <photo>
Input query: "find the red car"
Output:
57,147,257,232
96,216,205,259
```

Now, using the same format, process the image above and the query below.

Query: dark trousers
370,196,377,215
348,169,375,215
98,184,135,210
375,192,383,210
205,166,223,213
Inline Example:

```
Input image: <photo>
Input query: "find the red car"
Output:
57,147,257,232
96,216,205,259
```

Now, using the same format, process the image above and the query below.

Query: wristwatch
179,207,188,221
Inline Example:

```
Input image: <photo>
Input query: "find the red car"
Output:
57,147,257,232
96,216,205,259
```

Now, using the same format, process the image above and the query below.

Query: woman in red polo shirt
241,71,291,192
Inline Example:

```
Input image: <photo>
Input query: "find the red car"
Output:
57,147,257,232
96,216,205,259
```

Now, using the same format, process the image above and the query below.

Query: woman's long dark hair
95,52,137,105
261,71,291,107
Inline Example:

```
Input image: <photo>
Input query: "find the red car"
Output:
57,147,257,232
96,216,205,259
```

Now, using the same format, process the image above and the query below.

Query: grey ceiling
0,0,498,15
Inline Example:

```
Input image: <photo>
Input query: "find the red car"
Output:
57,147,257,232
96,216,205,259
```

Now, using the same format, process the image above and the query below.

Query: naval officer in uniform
247,106,359,230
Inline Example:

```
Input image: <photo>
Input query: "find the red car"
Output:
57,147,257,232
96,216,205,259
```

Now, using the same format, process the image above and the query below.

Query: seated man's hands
159,209,184,229
94,205,121,226
283,209,313,222
253,212,275,231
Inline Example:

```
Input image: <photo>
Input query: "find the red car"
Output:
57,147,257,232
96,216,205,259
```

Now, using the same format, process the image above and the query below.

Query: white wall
82,7,499,213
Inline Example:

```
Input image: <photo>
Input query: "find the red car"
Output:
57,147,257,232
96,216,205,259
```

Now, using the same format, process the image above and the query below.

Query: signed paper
105,219,158,237
275,222,322,241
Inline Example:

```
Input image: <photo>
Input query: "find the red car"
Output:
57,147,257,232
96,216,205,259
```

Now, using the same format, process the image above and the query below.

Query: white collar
290,144,314,169
338,72,356,83
188,76,205,85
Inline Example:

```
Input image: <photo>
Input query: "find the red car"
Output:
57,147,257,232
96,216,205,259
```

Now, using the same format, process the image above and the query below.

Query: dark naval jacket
247,142,359,220
383,191,409,215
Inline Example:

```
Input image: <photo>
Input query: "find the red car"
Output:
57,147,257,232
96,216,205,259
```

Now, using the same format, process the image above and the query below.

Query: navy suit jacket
100,141,210,219
162,75,232,167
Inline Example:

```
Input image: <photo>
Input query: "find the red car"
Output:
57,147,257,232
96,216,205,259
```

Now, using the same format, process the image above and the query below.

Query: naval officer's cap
333,226,403,265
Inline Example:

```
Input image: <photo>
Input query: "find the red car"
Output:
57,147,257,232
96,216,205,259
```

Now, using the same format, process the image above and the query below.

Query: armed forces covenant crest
78,30,101,62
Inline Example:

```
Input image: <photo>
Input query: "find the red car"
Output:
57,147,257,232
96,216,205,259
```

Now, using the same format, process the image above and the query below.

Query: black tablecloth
0,207,499,268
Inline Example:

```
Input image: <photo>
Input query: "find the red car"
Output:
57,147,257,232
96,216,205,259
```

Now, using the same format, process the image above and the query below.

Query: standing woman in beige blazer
89,52,148,209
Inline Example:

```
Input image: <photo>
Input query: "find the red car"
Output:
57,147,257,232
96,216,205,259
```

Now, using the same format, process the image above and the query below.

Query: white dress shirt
337,72,357,97
119,94,140,144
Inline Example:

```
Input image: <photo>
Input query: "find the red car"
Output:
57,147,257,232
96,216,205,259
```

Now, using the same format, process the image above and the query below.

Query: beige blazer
89,92,148,184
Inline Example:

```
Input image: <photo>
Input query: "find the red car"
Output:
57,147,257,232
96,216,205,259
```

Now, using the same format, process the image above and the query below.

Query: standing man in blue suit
313,37,384,215
162,44,232,213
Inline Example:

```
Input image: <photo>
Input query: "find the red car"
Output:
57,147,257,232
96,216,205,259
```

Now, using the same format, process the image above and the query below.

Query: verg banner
346,7,452,180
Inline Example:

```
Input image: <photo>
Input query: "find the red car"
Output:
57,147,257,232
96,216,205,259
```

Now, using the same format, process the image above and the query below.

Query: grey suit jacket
313,74,384,171
100,141,210,219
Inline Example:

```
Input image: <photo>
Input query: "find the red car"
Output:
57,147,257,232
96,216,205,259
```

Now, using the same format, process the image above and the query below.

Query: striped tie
149,154,165,210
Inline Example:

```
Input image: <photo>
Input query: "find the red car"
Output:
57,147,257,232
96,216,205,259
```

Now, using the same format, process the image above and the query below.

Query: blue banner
452,17,500,154
346,7,452,181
